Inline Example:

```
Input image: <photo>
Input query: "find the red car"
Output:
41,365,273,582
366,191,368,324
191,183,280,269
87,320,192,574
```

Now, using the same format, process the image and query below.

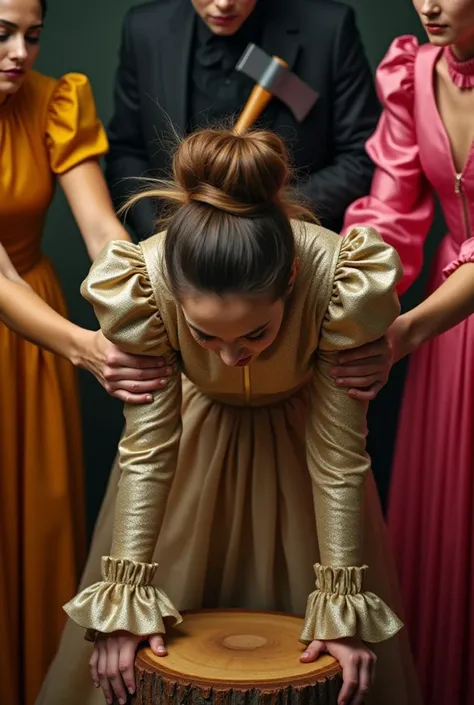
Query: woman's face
181,292,285,367
0,0,42,97
413,0,474,52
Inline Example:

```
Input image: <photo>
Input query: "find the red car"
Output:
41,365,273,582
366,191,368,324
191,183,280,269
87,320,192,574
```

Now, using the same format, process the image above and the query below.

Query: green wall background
35,1,439,536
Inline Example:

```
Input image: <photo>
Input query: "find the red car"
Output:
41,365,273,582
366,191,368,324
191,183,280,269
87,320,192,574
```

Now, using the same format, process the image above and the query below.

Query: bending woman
47,128,420,705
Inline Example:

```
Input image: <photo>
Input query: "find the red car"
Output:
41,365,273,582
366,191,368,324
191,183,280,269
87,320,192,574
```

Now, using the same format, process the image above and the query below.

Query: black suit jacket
106,0,380,241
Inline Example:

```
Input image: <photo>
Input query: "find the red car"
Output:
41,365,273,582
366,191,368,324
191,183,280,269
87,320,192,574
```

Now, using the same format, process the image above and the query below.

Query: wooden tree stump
133,609,342,705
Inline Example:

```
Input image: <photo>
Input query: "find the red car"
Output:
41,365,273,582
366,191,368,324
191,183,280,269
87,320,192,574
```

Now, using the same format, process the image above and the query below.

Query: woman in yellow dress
0,1,166,702
0,243,171,402
50,128,421,705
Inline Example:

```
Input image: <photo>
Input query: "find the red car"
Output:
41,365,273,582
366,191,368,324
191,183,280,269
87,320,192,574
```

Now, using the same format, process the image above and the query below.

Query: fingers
349,651,376,705
331,358,387,378
369,649,377,686
104,365,173,383
348,382,383,401
89,646,100,689
149,633,167,657
300,639,324,663
105,347,167,369
104,366,174,403
337,337,390,364
113,390,154,404
96,640,114,704
92,634,141,704
118,638,139,697
110,377,171,394
109,378,170,404
337,649,377,705
106,643,128,705
333,373,384,389
337,653,359,705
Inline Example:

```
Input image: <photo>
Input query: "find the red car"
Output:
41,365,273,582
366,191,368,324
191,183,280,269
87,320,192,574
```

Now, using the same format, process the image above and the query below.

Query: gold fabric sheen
65,222,403,645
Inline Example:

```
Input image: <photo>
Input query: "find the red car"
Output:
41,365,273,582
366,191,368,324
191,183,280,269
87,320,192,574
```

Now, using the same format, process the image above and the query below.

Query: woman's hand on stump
90,631,167,704
300,637,376,705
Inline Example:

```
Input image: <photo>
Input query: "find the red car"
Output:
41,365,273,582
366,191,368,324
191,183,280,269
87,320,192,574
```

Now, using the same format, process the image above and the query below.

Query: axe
233,43,319,134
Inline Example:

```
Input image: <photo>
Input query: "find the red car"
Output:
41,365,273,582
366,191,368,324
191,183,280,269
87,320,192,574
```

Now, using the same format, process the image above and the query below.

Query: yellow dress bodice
0,70,107,274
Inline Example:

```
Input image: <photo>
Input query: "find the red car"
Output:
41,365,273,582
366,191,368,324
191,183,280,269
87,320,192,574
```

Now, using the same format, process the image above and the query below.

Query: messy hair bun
125,128,315,299
172,129,299,217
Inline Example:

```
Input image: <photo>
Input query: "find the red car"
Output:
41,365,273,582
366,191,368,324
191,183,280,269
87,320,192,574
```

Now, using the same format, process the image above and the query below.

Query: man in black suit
106,0,380,242
105,0,395,488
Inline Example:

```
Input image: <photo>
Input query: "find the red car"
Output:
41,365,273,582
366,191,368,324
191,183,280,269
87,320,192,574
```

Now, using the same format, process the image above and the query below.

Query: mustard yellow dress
39,224,421,704
0,70,107,705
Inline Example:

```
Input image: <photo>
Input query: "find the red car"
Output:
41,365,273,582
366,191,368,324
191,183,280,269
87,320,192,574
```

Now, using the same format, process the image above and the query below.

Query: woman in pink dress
343,2,474,703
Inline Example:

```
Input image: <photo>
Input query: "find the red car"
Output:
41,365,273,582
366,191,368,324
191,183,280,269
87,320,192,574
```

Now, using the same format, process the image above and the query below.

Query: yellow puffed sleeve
301,227,403,644
64,241,182,636
46,73,108,175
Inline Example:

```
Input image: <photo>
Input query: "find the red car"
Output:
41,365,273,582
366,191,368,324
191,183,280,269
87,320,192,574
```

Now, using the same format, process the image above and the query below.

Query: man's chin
206,18,243,36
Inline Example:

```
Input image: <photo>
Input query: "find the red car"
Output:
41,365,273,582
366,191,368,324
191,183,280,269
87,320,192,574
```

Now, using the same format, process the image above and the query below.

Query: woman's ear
287,257,300,294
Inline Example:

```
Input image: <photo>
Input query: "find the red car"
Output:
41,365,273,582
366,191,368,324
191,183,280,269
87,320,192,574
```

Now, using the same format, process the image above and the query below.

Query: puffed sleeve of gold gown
64,241,183,636
300,227,404,645
45,73,108,174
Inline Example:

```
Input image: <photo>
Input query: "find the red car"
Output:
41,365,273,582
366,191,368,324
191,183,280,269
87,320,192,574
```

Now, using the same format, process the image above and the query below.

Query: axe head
236,43,319,122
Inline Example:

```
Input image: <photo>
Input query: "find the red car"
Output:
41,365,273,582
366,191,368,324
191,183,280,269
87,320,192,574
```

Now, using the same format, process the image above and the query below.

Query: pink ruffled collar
445,46,474,89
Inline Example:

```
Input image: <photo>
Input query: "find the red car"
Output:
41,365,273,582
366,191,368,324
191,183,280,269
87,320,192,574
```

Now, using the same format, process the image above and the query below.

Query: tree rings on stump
133,609,342,704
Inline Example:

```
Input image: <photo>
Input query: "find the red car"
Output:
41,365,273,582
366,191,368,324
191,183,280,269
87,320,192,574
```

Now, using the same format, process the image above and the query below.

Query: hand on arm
333,258,474,394
330,336,393,400
0,244,169,402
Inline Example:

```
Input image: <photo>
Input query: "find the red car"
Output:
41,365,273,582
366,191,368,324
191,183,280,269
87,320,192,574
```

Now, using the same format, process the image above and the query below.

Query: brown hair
125,128,315,300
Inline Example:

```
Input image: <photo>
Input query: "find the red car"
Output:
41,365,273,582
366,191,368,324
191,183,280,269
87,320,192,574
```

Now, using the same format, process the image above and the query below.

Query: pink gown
344,36,474,705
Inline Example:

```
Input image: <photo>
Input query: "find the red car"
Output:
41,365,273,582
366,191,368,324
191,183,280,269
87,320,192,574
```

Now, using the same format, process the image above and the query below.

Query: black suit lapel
259,2,303,134
158,0,196,133
260,3,301,73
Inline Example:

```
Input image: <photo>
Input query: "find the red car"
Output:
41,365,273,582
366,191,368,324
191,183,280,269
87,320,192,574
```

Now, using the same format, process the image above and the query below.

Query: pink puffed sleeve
343,36,435,295
444,238,474,278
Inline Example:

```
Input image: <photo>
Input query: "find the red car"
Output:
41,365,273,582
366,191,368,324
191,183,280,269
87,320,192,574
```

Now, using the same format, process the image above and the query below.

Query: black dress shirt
189,8,263,130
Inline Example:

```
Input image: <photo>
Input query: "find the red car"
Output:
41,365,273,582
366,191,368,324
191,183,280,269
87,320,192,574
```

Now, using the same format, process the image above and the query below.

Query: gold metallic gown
37,223,421,704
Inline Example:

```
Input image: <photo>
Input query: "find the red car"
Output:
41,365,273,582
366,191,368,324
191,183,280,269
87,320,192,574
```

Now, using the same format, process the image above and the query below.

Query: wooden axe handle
233,56,288,135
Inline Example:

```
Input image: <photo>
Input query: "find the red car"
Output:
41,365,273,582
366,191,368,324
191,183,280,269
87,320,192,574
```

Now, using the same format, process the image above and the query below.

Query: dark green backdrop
36,1,439,537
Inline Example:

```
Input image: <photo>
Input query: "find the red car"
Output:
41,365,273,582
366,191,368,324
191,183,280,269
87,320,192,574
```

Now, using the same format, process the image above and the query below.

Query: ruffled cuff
300,564,403,644
63,557,182,637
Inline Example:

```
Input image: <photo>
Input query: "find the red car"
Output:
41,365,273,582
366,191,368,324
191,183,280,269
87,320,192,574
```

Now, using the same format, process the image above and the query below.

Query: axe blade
236,43,319,122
